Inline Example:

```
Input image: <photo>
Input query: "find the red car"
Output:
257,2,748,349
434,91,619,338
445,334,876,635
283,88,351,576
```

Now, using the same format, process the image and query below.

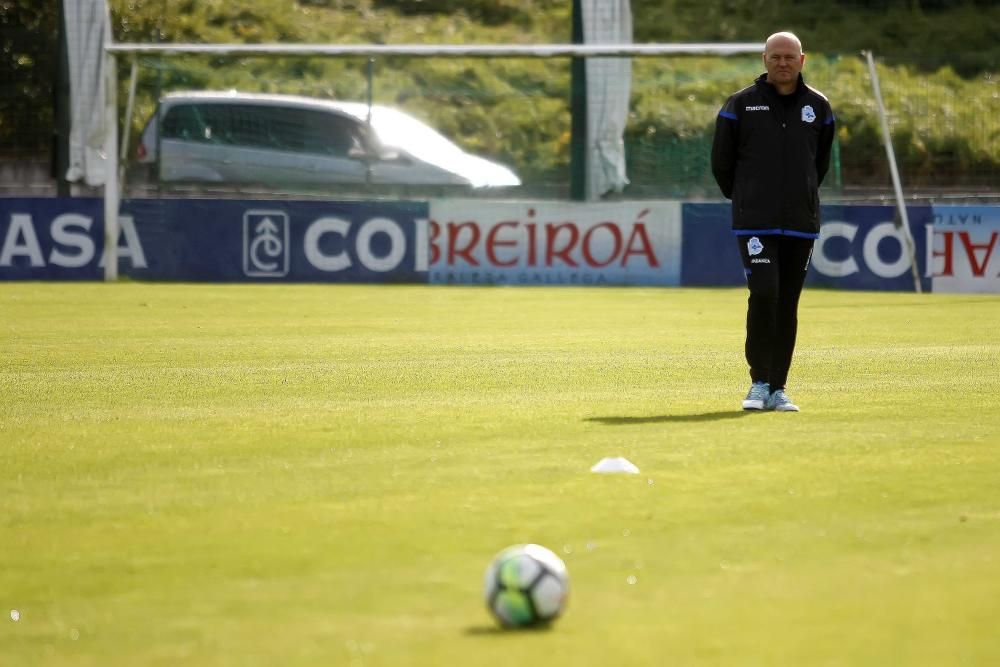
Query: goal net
106,42,999,206
106,43,785,202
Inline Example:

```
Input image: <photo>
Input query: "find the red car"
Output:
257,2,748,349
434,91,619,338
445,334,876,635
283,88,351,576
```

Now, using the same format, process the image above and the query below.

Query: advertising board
0,198,428,283
928,206,1000,293
426,201,682,286
681,203,935,291
4,198,997,293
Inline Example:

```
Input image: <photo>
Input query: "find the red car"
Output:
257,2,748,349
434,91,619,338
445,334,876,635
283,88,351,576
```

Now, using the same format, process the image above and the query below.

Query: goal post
102,49,118,281
101,40,766,282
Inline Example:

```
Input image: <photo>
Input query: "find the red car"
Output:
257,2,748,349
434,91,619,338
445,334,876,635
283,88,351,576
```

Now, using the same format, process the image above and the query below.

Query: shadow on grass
463,625,554,636
585,410,754,425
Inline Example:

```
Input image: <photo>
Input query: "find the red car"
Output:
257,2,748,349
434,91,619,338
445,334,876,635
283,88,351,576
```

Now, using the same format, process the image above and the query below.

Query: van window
161,104,214,142
161,102,366,157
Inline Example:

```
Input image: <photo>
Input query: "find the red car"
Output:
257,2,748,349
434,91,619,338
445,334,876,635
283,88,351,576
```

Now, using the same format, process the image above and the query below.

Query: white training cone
590,457,640,474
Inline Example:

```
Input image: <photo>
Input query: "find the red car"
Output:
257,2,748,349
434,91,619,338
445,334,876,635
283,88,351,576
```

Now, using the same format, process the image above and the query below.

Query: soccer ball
483,543,569,628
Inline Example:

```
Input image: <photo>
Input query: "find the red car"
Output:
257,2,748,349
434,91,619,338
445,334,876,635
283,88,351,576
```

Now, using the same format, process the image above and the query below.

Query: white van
136,91,520,189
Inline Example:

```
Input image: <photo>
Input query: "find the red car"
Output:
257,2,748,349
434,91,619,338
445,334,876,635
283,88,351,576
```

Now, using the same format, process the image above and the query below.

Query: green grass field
2,283,999,666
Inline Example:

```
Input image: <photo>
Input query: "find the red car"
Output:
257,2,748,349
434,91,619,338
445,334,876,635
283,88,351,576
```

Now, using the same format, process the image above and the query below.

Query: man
711,31,835,412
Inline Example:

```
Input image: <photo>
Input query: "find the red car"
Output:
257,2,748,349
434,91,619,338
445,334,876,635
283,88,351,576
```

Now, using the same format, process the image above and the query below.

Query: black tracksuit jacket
711,73,836,238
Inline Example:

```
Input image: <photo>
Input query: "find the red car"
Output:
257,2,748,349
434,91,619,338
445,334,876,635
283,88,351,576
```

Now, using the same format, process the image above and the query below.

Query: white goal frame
100,41,766,282
101,41,917,293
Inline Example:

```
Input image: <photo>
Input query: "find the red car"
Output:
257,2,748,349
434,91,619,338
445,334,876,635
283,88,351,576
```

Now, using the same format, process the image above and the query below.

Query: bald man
711,32,836,412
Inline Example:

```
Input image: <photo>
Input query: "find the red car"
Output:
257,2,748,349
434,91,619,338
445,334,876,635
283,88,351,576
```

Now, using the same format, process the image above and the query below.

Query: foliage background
1,0,997,193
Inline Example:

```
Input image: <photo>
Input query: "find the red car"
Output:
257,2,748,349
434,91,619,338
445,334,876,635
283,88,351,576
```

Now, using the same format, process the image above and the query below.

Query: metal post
103,52,119,281
569,0,587,201
366,56,374,121
365,56,375,186
864,50,922,293
119,57,139,191
154,55,162,193
54,0,71,196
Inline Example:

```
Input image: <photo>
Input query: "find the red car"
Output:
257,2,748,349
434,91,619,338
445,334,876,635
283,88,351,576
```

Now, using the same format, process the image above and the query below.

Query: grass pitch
2,283,999,666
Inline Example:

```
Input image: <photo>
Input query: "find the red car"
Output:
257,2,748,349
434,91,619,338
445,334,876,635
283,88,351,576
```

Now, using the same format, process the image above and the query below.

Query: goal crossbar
105,42,765,59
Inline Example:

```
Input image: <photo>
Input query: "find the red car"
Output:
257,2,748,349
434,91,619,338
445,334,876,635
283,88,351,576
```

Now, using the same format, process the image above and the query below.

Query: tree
0,0,58,156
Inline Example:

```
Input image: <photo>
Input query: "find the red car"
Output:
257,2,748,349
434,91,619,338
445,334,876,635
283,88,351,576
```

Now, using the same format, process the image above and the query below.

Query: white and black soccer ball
483,543,569,628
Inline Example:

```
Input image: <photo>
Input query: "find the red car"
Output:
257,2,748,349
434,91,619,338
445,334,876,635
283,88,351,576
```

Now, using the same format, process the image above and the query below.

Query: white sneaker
766,389,800,412
742,381,770,410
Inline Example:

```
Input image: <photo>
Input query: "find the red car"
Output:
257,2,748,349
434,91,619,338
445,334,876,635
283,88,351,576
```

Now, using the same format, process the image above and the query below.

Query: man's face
764,38,804,87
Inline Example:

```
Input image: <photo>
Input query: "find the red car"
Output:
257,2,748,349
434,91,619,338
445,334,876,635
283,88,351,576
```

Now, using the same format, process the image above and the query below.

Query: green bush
96,1,998,192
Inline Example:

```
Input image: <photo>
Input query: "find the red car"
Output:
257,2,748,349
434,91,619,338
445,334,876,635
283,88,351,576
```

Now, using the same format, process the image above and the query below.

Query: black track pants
735,234,815,391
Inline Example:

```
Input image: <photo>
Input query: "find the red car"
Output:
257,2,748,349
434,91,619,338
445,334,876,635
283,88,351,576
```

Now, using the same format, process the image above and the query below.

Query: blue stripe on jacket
732,228,820,240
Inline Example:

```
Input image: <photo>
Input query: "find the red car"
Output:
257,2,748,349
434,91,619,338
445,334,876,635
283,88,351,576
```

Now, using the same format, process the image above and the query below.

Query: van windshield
368,108,465,162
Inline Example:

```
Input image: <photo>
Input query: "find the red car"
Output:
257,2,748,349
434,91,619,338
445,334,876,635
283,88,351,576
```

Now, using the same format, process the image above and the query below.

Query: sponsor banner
811,205,933,291
1,198,429,282
6,197,997,293
680,203,744,286
0,197,147,280
126,199,428,282
682,203,934,291
928,206,1000,293
426,200,682,286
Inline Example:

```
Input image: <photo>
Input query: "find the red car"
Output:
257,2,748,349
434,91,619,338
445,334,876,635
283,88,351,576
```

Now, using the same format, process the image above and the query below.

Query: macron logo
745,105,770,111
